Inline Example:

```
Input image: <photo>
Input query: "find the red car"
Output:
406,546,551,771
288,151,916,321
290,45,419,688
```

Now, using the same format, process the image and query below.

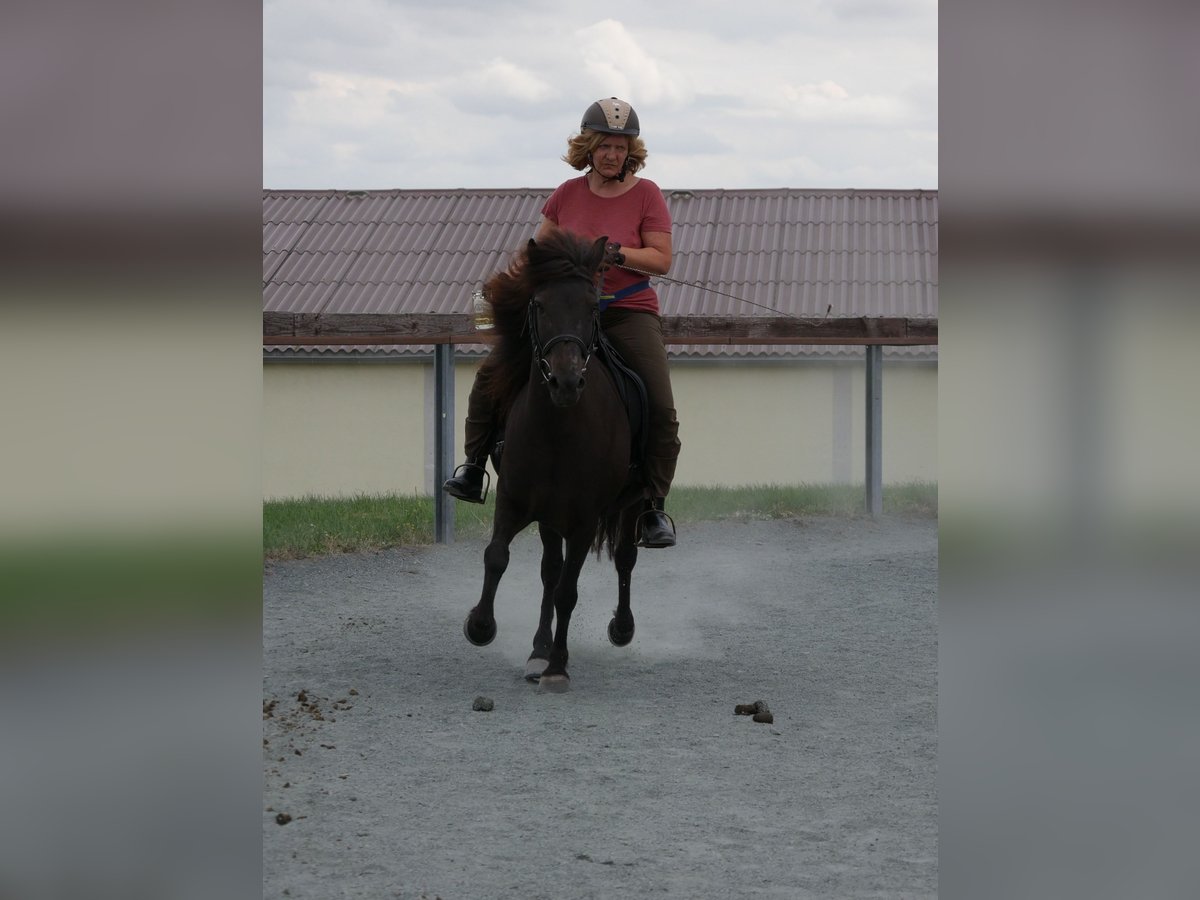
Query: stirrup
635,506,676,548
444,462,490,504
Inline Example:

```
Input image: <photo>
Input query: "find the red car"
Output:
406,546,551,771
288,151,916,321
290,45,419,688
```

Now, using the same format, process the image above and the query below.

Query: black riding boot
442,460,488,504
638,497,676,548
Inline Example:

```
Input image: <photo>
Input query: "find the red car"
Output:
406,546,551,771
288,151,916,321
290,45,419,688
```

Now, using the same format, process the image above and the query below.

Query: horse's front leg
525,526,563,682
608,506,639,647
539,534,591,692
464,505,528,647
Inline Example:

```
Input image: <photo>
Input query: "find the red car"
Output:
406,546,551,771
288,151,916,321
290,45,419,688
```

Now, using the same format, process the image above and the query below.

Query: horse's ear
590,235,609,271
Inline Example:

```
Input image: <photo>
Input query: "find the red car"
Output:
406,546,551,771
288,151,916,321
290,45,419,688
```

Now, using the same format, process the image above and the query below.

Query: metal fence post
434,344,455,543
865,345,883,518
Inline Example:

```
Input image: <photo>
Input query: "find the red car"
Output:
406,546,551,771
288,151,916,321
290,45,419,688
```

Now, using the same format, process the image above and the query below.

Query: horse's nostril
578,376,586,390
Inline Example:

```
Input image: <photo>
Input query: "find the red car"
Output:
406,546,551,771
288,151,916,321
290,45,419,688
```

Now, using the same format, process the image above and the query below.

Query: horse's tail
592,483,643,558
592,507,622,559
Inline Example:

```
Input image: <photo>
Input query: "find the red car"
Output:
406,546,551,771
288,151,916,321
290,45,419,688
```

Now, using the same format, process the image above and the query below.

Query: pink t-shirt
541,176,672,314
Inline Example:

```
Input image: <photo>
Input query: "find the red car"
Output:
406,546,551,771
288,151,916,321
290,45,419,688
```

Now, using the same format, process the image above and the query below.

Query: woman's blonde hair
562,129,648,176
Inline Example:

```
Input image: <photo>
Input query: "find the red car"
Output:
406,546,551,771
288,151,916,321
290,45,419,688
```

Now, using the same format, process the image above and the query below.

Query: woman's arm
620,230,672,275
537,215,671,275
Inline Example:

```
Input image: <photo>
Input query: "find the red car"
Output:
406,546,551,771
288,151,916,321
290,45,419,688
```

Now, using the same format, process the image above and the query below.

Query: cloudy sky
263,0,937,191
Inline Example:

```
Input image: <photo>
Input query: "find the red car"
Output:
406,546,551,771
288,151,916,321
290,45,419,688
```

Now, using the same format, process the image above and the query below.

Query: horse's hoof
608,615,634,647
539,673,570,693
463,614,496,647
524,657,549,682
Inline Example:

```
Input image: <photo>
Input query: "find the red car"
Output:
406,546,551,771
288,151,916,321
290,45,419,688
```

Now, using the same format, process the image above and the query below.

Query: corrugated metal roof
263,187,937,360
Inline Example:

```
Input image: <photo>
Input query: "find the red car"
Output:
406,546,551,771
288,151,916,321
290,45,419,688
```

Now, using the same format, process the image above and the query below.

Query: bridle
526,275,601,385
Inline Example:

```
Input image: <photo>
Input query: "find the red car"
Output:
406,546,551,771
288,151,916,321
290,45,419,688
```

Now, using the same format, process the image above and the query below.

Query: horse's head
525,234,607,407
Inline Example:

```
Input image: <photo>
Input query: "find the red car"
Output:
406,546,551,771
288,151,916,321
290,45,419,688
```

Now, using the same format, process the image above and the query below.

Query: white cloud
574,19,691,107
774,80,911,124
472,59,555,103
331,142,360,164
291,71,420,130
449,58,558,114
263,1,936,189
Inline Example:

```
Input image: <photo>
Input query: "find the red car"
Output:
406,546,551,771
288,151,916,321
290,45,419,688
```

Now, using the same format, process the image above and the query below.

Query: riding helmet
581,97,640,136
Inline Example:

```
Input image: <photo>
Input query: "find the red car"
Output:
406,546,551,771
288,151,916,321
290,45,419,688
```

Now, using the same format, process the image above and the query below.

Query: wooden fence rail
263,312,937,346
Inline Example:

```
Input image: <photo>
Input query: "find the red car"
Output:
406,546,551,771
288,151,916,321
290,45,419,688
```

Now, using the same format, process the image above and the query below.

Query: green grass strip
264,482,936,560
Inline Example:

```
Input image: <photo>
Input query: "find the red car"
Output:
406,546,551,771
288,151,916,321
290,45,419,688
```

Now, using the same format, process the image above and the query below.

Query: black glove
603,242,625,267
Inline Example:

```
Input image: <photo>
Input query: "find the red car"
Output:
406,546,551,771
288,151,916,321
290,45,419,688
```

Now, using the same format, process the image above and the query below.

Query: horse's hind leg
525,527,563,682
464,510,528,647
540,535,591,692
608,508,639,647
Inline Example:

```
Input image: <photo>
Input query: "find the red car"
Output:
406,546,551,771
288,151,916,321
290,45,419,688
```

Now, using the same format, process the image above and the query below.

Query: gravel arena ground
263,515,937,899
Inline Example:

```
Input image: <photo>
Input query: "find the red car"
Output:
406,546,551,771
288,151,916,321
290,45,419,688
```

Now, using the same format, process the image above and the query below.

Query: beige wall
263,361,428,500
671,361,937,487
877,361,939,484
263,356,936,500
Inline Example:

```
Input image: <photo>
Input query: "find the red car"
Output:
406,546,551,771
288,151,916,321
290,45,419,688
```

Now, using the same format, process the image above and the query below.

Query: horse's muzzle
540,341,589,407
546,369,586,407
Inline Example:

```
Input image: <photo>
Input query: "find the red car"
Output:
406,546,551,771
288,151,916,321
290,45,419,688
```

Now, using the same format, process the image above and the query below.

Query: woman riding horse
444,97,681,548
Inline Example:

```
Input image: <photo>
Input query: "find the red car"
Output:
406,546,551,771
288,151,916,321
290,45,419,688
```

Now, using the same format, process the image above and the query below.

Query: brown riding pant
461,307,681,498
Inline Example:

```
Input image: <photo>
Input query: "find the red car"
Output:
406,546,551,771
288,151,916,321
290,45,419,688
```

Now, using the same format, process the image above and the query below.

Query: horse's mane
479,230,604,416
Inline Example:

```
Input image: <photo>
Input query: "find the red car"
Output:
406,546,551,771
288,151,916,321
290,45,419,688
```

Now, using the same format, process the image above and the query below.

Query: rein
615,262,831,321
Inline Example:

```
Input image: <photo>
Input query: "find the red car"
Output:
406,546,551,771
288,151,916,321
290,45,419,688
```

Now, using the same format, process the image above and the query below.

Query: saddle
595,327,649,471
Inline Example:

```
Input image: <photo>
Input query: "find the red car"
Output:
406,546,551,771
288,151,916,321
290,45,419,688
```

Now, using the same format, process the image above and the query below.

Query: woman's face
590,135,630,179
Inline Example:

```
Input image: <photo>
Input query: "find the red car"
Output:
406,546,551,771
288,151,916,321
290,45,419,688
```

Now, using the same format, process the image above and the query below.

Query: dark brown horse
462,231,642,690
